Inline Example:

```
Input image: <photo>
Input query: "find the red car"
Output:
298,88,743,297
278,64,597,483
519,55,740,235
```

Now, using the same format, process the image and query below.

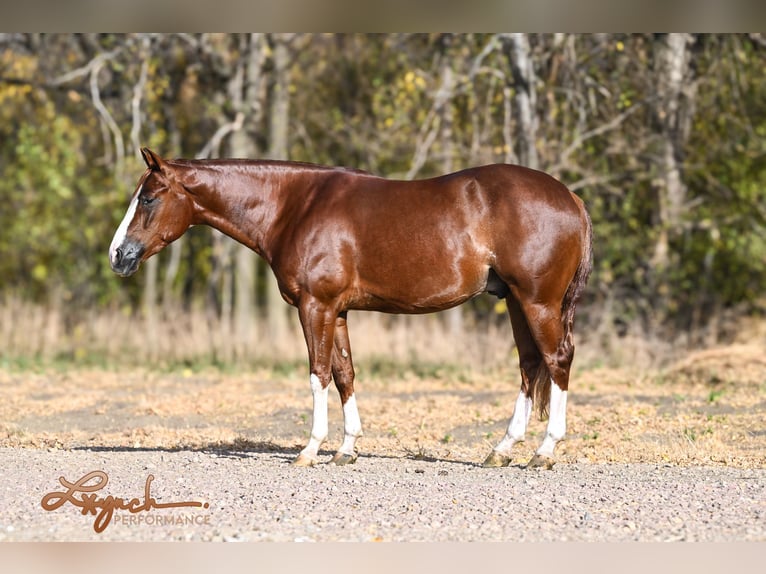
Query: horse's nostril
115,248,123,262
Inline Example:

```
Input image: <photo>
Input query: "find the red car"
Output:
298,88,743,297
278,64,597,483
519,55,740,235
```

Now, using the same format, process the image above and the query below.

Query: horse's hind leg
517,297,574,470
483,295,543,467
329,313,362,465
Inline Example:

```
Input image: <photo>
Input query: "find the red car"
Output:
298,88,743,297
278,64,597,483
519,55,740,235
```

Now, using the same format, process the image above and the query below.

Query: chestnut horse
110,148,592,469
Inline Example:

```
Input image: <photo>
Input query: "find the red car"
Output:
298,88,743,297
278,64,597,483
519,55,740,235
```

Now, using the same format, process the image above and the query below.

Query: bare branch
550,103,643,175
406,60,456,180
468,34,502,80
50,48,121,86
405,115,442,180
89,55,125,181
197,112,245,159
568,174,620,193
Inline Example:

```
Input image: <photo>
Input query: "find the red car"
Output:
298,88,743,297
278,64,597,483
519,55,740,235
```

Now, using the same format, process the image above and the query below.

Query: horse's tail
561,201,593,348
532,200,593,421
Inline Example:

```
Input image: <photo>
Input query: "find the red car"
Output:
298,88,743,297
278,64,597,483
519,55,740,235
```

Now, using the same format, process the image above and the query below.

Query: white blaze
109,191,140,265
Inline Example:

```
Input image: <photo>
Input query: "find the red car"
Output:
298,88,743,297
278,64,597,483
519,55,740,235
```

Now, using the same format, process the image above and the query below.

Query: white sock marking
493,390,532,456
109,190,140,264
301,373,328,460
536,380,567,458
509,390,533,440
338,394,362,455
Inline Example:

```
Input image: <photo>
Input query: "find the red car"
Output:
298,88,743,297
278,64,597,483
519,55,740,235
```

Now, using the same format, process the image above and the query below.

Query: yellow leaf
32,264,47,281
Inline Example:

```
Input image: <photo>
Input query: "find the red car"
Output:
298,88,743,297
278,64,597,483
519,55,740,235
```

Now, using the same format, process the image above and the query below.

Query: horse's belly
342,202,494,313
353,259,489,314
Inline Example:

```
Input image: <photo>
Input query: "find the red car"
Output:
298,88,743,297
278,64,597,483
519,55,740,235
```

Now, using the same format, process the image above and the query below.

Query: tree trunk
264,33,293,351
649,33,696,331
438,57,464,337
651,33,694,271
228,33,265,357
162,113,185,310
506,33,540,170
143,257,159,360
205,231,233,362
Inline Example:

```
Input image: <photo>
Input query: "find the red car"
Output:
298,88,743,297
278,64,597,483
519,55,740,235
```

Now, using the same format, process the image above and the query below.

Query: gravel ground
1,447,763,542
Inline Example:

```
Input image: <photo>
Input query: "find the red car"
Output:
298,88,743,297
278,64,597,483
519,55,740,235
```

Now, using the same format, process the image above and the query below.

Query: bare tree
264,33,294,349
227,33,266,357
648,33,697,334
651,33,696,271
438,37,464,336
505,33,540,170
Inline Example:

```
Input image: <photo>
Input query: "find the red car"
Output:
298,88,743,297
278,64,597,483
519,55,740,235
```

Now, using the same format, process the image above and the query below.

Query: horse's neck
188,162,311,261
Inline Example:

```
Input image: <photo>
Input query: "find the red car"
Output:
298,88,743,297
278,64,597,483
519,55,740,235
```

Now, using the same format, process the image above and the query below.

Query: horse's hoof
526,454,555,470
292,453,319,467
329,451,358,466
482,451,512,468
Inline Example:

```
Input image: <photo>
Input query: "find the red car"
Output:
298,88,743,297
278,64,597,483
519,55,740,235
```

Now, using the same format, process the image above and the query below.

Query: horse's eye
140,196,156,206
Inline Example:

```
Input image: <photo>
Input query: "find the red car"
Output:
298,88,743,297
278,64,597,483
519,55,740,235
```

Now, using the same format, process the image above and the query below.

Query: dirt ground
1,342,764,469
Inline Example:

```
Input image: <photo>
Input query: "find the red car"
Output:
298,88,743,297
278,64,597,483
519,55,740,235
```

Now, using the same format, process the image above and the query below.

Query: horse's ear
140,147,165,171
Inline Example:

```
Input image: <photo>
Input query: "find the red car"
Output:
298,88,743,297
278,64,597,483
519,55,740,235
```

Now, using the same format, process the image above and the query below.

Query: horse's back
314,162,587,270
467,163,581,213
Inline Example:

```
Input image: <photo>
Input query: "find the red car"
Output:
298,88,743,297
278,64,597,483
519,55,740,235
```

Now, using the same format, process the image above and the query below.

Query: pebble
2,449,764,542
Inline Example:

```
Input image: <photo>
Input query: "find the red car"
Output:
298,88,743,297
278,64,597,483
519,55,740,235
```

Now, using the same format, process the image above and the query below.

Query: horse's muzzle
109,240,144,277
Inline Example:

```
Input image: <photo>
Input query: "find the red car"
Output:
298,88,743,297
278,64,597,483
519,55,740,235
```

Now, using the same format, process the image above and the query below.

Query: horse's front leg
292,297,337,467
329,312,362,465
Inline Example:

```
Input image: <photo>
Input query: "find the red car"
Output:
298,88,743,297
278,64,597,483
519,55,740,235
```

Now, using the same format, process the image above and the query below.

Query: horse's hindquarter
477,165,587,294
279,165,584,313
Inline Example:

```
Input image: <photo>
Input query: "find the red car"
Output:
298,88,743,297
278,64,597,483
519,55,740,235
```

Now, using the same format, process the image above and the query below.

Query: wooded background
0,33,764,364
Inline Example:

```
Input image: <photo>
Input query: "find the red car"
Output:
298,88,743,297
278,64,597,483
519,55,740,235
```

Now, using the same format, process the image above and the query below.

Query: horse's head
109,148,195,277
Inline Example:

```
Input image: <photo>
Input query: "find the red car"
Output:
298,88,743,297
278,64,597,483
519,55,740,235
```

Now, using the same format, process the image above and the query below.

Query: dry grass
1,302,764,469
1,339,764,469
0,298,516,370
